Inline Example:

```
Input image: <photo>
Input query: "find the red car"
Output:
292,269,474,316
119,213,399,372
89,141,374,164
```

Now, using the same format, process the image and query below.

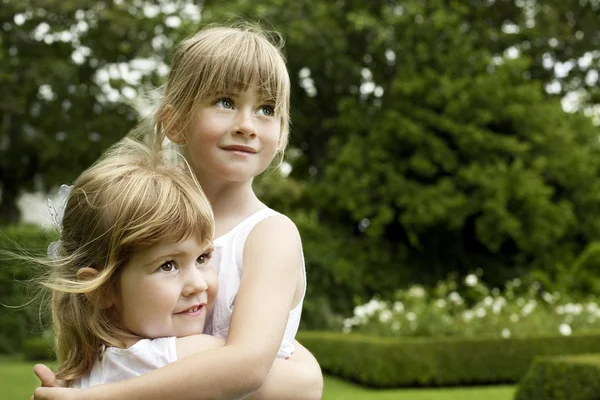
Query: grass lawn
0,357,516,400
323,375,515,399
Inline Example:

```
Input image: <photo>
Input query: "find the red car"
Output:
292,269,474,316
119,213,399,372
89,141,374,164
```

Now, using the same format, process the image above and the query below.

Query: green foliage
204,0,600,309
297,330,600,388
0,0,197,224
515,354,600,400
21,333,54,361
344,273,600,338
0,225,56,354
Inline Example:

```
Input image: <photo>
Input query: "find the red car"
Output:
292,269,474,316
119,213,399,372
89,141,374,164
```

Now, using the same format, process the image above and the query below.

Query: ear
162,105,187,145
76,267,115,309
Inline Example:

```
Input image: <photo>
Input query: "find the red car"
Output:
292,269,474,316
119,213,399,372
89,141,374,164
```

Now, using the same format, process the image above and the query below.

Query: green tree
206,0,600,314
0,0,196,224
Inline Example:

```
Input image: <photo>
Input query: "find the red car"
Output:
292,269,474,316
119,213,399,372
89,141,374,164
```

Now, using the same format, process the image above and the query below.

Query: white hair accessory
47,184,73,259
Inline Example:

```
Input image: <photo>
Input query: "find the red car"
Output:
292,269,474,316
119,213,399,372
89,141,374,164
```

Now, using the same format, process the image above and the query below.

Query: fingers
34,364,58,387
33,387,48,400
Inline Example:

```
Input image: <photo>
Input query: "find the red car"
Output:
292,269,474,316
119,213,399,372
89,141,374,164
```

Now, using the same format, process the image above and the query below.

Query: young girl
33,23,323,400
33,138,319,398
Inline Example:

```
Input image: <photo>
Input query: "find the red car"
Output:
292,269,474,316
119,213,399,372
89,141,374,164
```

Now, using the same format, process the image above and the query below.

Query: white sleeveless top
71,338,177,388
204,208,306,358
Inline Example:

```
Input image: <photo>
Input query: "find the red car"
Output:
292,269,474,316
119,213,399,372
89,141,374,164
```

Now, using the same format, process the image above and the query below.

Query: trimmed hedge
0,225,56,354
515,354,600,400
297,331,600,388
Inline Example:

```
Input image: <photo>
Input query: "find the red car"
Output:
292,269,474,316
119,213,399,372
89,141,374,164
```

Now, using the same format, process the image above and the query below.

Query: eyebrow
143,242,215,268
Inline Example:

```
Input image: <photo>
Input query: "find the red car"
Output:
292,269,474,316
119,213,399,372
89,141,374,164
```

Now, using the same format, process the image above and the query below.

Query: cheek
207,274,219,304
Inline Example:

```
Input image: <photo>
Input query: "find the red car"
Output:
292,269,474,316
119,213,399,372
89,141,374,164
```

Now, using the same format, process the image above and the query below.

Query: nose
233,108,257,139
182,268,208,297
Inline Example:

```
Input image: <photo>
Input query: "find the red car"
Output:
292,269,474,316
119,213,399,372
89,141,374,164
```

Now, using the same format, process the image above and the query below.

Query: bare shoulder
175,334,225,360
247,213,302,251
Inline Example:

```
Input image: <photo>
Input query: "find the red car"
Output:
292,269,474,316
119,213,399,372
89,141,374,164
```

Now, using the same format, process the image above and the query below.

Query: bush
297,330,600,388
515,354,600,400
22,334,55,361
343,272,600,339
0,225,56,354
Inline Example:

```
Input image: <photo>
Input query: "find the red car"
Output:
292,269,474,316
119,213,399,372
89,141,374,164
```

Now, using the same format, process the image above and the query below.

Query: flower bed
343,272,600,339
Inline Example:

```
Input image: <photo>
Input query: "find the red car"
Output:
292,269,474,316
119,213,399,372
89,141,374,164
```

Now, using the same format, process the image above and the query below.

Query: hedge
515,354,600,400
296,330,600,388
0,225,56,354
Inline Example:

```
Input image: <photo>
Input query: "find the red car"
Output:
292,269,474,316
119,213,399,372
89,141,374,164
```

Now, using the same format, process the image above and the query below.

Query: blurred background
2,1,600,398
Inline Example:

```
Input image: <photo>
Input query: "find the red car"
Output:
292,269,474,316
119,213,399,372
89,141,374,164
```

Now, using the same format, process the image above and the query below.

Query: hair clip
47,184,73,259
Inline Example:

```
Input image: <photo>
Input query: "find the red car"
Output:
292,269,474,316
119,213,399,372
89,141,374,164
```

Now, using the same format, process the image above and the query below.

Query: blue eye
159,261,177,272
216,98,233,109
258,105,275,116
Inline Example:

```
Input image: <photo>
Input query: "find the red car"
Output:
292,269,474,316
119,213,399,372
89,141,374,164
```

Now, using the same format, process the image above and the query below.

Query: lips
176,304,205,315
222,144,257,154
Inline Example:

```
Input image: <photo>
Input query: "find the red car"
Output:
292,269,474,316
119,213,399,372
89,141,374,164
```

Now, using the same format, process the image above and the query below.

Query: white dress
71,338,176,388
204,208,306,358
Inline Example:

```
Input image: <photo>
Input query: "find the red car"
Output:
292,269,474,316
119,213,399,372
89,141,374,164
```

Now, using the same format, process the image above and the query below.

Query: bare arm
177,337,322,400
34,216,305,400
249,341,323,400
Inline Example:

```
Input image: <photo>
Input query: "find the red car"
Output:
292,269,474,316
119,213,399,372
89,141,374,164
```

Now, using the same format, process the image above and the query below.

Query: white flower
406,312,417,322
542,292,554,304
492,299,504,314
354,305,367,319
555,305,565,315
559,323,572,336
435,299,446,308
379,309,392,323
510,313,519,322
475,307,486,318
522,300,537,316
393,301,405,313
517,298,525,307
408,286,425,298
501,328,511,338
463,310,474,322
483,296,493,307
465,274,478,287
343,318,354,328
448,292,463,305
342,326,351,333
492,288,500,296
364,299,385,316
391,321,401,331
564,303,583,315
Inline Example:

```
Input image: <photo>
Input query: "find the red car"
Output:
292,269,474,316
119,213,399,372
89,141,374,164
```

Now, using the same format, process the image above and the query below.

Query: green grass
0,357,516,400
0,357,52,400
323,375,515,399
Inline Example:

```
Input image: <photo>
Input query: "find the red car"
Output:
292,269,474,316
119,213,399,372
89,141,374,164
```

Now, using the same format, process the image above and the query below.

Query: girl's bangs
199,38,289,113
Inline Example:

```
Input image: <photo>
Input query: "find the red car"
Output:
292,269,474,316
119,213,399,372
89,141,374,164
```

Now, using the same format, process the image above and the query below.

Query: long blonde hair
40,138,213,382
132,23,291,160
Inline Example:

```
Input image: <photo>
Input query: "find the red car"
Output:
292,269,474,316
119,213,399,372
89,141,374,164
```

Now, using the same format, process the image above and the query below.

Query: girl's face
113,236,218,340
178,88,281,184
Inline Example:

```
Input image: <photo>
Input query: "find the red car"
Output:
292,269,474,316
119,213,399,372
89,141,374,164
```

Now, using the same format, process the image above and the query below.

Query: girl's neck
198,177,266,237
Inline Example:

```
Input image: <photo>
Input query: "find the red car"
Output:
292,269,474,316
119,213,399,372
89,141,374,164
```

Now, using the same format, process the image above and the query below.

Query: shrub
515,354,600,400
297,330,600,388
343,272,600,339
22,334,55,361
0,225,56,354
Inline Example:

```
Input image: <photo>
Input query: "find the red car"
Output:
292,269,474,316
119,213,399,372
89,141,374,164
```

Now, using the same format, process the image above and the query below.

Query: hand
32,387,82,400
31,364,72,400
33,364,65,388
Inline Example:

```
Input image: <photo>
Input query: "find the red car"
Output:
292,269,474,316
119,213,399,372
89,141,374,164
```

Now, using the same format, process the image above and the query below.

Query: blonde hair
133,23,291,161
40,138,214,382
